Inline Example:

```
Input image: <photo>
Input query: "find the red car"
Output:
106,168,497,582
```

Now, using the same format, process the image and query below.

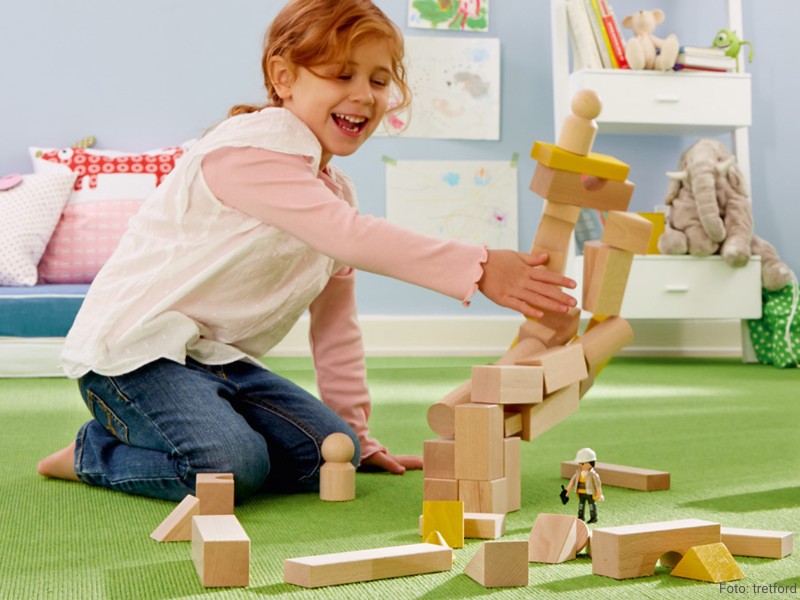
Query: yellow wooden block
638,212,666,254
670,543,744,583
531,141,630,182
422,500,464,549
425,530,450,547
530,164,633,211
601,211,654,254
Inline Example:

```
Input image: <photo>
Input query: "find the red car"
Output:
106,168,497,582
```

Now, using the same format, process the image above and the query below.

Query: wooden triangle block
150,494,200,542
464,541,528,587
670,543,744,583
528,513,579,563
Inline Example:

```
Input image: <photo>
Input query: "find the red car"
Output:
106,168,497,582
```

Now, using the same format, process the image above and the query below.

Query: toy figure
712,29,754,63
561,448,604,524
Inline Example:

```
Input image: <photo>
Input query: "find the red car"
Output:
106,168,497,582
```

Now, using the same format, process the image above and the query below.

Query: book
583,0,613,68
676,52,736,71
596,0,629,69
590,0,618,68
679,45,729,59
565,0,603,70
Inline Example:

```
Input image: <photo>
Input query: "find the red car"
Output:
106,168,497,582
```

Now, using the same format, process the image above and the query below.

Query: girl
38,0,577,502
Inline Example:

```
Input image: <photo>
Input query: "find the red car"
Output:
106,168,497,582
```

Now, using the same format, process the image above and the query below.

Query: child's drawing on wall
409,0,489,32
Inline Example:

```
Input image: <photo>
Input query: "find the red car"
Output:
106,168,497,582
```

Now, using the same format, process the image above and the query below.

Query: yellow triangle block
670,543,744,583
425,530,450,547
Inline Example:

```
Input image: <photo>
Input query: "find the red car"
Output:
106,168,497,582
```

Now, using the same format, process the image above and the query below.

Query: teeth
335,113,366,124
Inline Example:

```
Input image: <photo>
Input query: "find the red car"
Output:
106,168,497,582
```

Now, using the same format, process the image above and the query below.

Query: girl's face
273,37,394,168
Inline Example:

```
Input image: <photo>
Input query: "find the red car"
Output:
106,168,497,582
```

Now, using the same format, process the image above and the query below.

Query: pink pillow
30,144,189,283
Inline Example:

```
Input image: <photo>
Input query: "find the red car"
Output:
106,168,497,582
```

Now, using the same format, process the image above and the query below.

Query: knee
193,433,270,501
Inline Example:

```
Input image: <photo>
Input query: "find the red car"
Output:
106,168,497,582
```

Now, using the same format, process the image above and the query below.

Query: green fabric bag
748,284,800,368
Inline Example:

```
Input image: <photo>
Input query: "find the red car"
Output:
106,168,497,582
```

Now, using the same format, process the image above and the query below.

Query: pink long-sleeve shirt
61,107,487,459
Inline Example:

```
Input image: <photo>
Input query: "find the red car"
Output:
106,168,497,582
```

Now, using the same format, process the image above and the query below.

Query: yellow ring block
531,141,630,182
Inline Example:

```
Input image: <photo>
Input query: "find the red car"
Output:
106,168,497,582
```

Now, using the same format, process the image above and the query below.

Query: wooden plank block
531,140,630,182
528,513,579,563
560,461,670,491
150,494,200,542
454,403,504,481
591,519,721,580
471,365,544,405
459,478,508,514
424,478,458,502
670,543,743,583
582,241,634,317
516,344,587,394
504,411,523,437
721,527,793,559
422,500,464,549
504,437,521,513
196,473,234,515
601,211,654,254
423,438,455,480
518,382,580,441
464,513,506,539
284,543,453,588
530,164,634,212
192,515,250,587
464,541,529,587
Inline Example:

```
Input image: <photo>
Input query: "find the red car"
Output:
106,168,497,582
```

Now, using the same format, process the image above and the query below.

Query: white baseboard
0,317,747,377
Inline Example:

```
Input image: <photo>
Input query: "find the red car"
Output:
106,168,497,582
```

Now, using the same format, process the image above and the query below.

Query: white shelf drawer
572,255,762,320
568,70,751,135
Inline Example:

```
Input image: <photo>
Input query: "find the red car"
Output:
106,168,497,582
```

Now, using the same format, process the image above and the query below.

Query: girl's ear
268,56,295,100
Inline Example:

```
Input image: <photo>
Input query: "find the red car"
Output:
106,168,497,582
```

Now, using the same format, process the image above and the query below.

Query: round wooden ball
321,433,355,463
571,89,602,120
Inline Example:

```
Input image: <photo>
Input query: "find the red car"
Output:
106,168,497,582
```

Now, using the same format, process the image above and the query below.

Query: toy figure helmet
575,448,597,463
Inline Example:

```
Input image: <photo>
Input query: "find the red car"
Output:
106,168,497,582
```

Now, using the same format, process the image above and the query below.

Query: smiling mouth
332,113,369,133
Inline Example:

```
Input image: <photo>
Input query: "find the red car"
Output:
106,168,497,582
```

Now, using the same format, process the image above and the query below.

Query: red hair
229,0,410,117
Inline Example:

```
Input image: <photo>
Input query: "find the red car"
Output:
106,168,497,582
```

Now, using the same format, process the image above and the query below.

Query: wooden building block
284,543,453,588
601,211,654,254
528,513,580,563
560,461,670,491
464,541,529,587
517,382,580,441
459,478,508,514
543,199,582,224
423,438,455,480
454,403,504,481
531,141,631,182
464,513,506,539
530,213,576,274
424,478,458,502
721,527,793,559
471,365,544,405
425,530,450,547
320,433,356,502
670,543,744,583
427,380,471,439
575,519,590,555
582,241,634,316
591,519,721,580
192,515,250,587
530,164,634,212
150,494,200,542
196,473,234,516
504,411,523,437
422,500,464,549
516,344,587,394
503,437,521,512
556,89,602,155
579,316,634,373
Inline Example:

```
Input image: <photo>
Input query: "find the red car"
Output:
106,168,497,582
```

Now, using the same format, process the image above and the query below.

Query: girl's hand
358,451,423,474
478,250,577,319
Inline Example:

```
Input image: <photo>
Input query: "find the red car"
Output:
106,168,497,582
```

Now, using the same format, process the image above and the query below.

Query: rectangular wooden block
518,382,580,441
196,473,234,515
543,199,582,224
531,140,631,182
504,437,521,512
721,527,793,559
591,519,721,580
601,211,654,254
579,315,633,372
459,478,508,514
530,164,634,211
471,365,544,405
424,478,459,502
422,500,464,549
560,461,670,491
454,403,504,481
423,438,455,480
151,494,200,542
284,543,453,588
530,213,576,274
464,513,506,539
504,411,523,437
192,515,250,587
516,344,587,394
582,241,634,316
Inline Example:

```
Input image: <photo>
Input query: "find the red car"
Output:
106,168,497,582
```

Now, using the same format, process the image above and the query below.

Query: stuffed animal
622,9,680,71
658,138,794,291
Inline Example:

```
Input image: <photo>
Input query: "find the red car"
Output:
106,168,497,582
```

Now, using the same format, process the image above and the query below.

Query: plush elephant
658,138,793,291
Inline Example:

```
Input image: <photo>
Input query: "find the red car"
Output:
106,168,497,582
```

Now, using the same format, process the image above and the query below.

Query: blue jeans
74,357,360,502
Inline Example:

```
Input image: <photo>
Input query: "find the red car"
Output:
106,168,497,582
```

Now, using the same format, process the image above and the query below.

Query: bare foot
37,442,80,482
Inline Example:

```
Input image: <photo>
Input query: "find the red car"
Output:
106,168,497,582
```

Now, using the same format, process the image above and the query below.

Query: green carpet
1,357,798,599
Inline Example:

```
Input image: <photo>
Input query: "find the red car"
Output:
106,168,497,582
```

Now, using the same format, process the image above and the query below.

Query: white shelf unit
550,0,761,357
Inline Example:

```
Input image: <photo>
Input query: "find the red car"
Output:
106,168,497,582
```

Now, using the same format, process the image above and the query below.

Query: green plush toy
712,29,754,63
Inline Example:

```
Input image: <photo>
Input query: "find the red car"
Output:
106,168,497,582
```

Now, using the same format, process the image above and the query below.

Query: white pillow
0,173,77,286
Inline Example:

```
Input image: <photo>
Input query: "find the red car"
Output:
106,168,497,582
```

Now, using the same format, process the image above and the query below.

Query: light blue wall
1,1,796,316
